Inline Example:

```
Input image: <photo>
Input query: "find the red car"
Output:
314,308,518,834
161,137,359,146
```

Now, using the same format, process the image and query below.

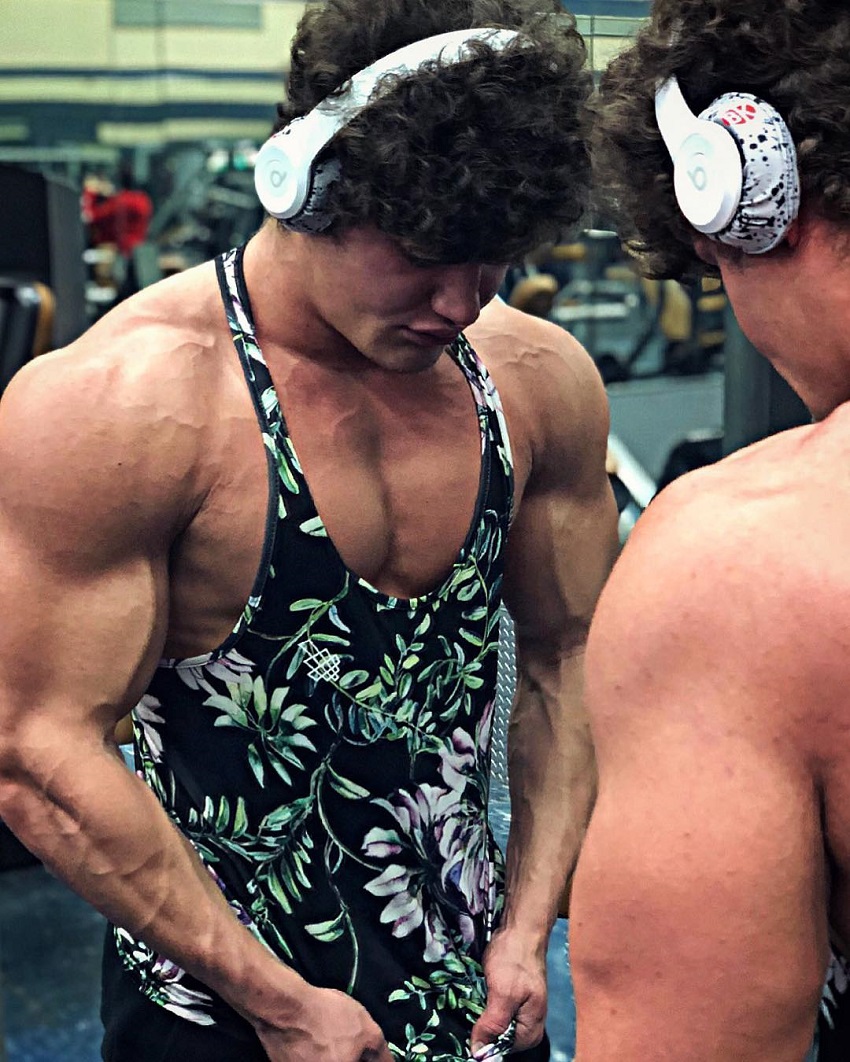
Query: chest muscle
165,367,484,656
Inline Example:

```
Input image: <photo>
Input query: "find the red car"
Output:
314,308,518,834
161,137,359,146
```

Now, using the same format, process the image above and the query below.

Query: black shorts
815,949,850,1062
101,928,551,1062
101,928,267,1062
817,1001,850,1061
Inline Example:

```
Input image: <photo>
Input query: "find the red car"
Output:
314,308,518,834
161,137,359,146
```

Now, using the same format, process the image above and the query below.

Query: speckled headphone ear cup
699,92,800,254
280,157,342,234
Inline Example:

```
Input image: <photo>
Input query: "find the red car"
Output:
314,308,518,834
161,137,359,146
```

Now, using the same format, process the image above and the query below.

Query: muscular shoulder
0,263,227,552
589,417,850,742
468,296,605,417
466,297,609,483
70,261,224,396
11,261,222,403
620,414,850,599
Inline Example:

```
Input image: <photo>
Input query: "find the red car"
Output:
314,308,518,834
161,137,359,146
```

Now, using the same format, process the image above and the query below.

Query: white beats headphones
254,27,521,234
654,76,800,254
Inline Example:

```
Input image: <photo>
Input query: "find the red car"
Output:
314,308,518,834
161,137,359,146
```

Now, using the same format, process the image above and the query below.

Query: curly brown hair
271,0,592,264
590,0,850,280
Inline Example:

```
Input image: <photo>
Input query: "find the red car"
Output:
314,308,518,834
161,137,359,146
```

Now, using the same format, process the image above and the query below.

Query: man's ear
691,234,718,268
783,216,802,250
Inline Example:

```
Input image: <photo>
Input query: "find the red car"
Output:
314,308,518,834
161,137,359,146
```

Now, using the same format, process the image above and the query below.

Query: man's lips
405,327,459,344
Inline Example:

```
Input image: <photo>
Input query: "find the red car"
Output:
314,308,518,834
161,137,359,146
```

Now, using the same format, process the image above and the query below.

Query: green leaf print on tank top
115,245,516,1061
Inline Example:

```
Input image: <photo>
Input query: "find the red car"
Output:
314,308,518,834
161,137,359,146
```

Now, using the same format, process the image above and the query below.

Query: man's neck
241,222,358,368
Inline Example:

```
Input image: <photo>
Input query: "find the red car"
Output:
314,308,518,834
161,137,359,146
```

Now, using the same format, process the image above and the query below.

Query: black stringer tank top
112,245,516,1060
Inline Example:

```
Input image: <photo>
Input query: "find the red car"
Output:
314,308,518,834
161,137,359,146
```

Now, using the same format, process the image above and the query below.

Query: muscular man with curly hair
0,1,618,1060
569,2,850,1060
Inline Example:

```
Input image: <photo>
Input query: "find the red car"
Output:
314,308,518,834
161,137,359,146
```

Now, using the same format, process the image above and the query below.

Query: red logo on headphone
720,102,759,127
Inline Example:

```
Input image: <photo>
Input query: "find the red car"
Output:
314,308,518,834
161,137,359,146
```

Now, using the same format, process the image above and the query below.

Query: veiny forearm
503,648,596,938
0,732,306,1026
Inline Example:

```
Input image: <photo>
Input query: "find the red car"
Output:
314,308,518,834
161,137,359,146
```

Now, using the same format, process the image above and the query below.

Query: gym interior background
0,2,811,1060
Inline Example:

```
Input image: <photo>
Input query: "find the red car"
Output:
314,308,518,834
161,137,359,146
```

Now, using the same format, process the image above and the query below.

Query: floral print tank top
114,245,515,1060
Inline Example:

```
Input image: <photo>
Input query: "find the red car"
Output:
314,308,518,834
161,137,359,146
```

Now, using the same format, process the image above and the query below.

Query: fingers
360,1020,393,1062
362,1040,394,1062
471,1006,516,1058
512,1005,547,1051
477,933,548,1054
471,1015,518,1060
472,993,548,1056
471,973,520,1042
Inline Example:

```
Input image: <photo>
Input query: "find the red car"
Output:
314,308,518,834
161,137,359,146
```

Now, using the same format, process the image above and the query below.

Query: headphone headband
655,76,743,235
255,27,522,231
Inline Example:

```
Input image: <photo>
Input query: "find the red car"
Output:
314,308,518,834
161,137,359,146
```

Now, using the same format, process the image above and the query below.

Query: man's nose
430,264,485,329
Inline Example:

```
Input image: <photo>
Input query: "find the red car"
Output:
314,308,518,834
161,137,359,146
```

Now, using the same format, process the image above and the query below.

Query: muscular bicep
502,354,619,655
503,476,618,653
572,727,827,1060
570,489,830,1062
0,519,169,735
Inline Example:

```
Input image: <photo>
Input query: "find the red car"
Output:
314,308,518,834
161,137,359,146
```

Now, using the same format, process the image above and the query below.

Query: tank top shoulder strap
215,245,277,419
453,331,515,514
213,244,283,628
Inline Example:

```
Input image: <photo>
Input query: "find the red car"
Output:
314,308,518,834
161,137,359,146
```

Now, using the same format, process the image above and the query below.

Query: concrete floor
0,862,103,1062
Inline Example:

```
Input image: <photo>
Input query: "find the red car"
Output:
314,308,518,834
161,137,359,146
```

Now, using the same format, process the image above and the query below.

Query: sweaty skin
0,221,617,1060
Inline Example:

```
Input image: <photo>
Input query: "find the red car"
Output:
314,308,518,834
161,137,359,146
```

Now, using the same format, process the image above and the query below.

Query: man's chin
370,339,449,374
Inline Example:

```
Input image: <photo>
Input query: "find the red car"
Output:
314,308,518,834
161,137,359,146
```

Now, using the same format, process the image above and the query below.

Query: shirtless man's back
569,1,850,1059
573,419,850,1060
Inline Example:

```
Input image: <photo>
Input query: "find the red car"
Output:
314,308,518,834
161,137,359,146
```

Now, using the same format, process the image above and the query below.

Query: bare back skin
0,222,618,1060
570,405,850,1060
